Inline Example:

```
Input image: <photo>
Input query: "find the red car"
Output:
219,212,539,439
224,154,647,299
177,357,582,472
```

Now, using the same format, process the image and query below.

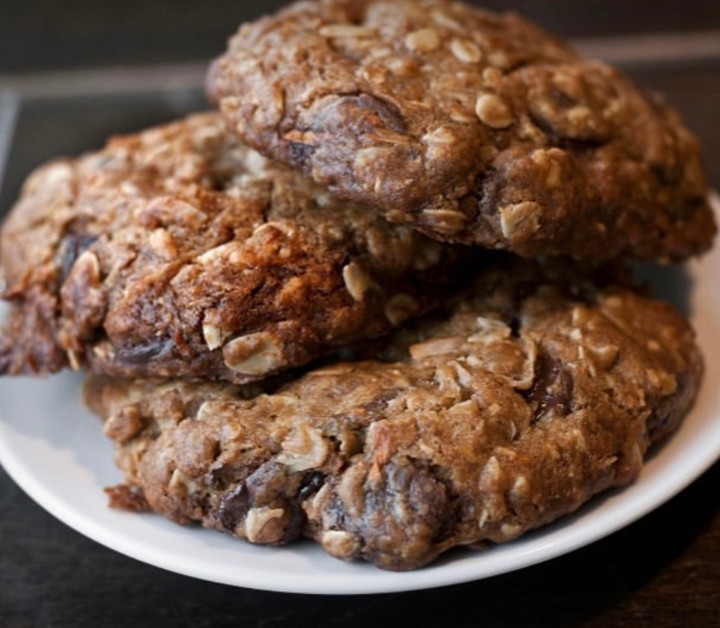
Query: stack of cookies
0,0,715,570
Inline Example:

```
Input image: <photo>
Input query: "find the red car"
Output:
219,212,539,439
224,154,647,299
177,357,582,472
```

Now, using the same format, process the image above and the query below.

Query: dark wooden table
0,2,719,626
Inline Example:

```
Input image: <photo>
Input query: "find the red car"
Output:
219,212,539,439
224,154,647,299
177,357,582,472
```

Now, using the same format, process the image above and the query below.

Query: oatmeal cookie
208,0,715,260
86,259,703,570
0,113,466,383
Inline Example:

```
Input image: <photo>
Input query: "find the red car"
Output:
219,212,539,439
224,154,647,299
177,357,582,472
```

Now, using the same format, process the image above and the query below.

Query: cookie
208,0,715,261
86,259,703,570
0,113,467,383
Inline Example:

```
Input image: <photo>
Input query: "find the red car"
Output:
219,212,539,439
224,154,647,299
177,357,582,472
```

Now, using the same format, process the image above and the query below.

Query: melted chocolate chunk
116,338,175,364
526,351,574,421
298,471,324,501
288,141,316,163
58,233,98,282
313,94,407,136
218,483,250,532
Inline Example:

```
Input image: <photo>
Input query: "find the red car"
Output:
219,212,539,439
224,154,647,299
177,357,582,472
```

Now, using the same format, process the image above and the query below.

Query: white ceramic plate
1,197,719,595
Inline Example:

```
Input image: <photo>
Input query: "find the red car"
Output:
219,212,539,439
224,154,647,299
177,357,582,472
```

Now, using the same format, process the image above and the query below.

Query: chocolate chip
116,338,175,364
288,141,316,163
367,458,449,534
548,85,578,109
218,483,250,532
526,351,574,421
298,471,325,501
58,233,98,282
313,94,406,136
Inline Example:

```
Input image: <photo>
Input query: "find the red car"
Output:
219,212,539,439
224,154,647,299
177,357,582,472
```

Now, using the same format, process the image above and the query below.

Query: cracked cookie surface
0,112,465,383
208,0,715,260
86,259,703,570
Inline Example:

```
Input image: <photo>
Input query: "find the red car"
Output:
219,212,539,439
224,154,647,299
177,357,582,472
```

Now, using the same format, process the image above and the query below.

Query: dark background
1,1,719,626
1,0,720,74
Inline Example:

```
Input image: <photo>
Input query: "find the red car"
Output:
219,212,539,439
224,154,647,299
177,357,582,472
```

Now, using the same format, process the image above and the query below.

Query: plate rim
0,199,719,595
2,395,718,595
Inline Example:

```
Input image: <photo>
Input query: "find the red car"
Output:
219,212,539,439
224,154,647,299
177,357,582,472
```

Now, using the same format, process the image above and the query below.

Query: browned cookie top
208,0,715,260
0,113,467,383
87,259,703,570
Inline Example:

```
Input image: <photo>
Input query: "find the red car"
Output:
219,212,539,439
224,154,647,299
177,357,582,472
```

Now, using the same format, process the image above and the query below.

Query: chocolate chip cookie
86,259,703,570
0,112,467,383
208,0,715,260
